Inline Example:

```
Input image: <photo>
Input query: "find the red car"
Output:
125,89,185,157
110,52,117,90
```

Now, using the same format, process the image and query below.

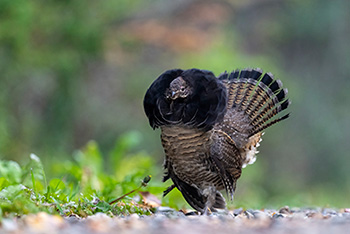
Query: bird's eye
181,87,185,91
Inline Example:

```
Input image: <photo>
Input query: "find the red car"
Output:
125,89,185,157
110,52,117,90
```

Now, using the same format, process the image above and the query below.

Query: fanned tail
218,68,291,137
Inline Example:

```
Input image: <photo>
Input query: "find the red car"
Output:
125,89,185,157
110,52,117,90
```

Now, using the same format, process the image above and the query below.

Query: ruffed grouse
143,68,290,214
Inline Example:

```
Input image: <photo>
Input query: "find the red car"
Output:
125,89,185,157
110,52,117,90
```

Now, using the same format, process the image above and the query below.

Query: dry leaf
139,191,161,208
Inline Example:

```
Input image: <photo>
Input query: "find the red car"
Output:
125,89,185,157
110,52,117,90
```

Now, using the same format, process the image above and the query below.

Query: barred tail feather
249,113,290,137
250,88,288,126
218,68,290,135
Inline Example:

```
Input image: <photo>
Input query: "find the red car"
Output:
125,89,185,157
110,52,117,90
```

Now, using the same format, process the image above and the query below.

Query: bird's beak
171,91,176,98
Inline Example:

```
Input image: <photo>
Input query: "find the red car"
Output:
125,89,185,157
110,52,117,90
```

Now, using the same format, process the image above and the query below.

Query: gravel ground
1,207,350,234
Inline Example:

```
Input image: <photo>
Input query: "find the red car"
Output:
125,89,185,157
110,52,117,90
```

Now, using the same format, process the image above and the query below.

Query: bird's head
166,76,192,100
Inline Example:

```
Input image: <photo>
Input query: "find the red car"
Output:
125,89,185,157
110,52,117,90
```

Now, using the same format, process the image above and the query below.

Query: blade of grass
31,168,37,198
51,196,63,215
69,183,80,201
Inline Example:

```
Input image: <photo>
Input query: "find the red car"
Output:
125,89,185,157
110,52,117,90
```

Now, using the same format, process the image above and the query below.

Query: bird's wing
166,162,206,213
209,129,242,199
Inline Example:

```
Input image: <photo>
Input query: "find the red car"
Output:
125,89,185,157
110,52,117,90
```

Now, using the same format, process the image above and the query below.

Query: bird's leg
203,207,211,216
202,186,217,216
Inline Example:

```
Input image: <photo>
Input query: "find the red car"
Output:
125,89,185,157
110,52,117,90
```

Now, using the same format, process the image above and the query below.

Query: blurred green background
0,0,349,208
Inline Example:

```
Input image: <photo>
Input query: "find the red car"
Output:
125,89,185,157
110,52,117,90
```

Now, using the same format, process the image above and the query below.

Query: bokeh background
1,0,349,208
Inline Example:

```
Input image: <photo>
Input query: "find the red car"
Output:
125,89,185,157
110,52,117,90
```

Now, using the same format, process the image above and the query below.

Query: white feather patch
242,134,263,168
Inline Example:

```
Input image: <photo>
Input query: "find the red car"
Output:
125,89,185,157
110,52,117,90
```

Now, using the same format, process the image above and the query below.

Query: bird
143,68,290,214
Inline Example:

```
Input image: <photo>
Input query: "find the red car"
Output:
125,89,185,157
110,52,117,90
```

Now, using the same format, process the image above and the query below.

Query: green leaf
0,184,26,199
75,140,102,174
22,154,47,191
0,160,22,184
0,177,9,189
95,200,111,212
49,178,66,192
30,154,47,189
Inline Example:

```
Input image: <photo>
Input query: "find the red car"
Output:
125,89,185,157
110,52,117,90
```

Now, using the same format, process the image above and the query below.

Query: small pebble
252,210,270,220
65,215,81,224
233,208,243,216
279,206,291,214
1,219,18,232
244,210,255,219
156,206,175,213
322,208,338,216
273,213,286,219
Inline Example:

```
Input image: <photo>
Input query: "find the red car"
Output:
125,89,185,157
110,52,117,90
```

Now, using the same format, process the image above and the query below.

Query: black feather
239,69,251,78
217,71,228,80
233,70,240,79
250,68,263,80
227,69,240,80
280,99,290,111
260,73,274,86
143,68,227,130
276,88,288,102
168,164,206,213
143,69,183,129
269,80,283,93
163,184,176,197
213,192,226,209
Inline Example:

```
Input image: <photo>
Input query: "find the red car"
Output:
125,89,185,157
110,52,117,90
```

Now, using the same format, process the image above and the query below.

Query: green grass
0,132,178,220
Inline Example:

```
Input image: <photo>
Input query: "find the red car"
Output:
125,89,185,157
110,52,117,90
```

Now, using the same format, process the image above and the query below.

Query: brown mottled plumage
143,68,290,214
